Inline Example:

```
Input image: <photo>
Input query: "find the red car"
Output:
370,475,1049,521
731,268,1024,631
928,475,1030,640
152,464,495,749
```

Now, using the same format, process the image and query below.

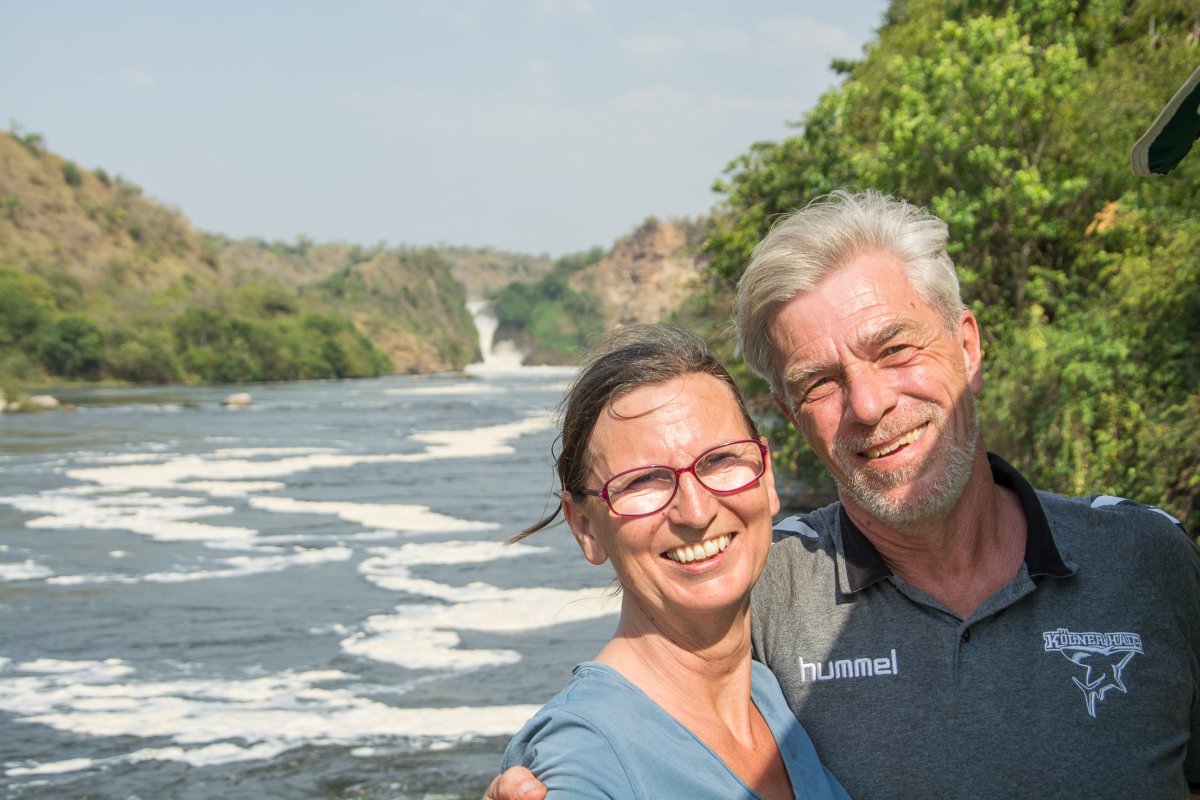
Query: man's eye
882,344,914,359
800,378,835,403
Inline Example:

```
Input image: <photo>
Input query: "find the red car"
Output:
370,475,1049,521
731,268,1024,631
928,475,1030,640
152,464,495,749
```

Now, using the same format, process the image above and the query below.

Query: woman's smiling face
563,372,779,622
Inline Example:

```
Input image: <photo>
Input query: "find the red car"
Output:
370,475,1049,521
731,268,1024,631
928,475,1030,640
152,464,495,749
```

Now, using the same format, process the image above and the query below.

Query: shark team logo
1043,628,1143,718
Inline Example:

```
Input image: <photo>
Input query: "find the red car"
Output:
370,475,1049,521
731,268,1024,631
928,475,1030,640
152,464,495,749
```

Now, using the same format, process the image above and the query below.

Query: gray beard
834,397,982,529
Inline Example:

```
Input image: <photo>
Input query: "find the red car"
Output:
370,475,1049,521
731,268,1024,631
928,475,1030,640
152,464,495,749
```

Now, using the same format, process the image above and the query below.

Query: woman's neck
595,595,755,720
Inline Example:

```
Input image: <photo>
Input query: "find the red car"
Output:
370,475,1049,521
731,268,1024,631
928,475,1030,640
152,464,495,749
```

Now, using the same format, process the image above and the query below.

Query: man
489,190,1200,799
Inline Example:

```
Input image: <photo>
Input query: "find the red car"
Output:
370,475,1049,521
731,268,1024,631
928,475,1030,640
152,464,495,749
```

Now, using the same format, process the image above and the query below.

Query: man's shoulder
1039,490,1188,538
1037,491,1196,571
761,502,842,586
772,500,842,545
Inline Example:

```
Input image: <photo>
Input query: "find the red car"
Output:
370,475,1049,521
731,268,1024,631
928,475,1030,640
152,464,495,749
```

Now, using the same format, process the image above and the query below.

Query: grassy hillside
0,128,550,394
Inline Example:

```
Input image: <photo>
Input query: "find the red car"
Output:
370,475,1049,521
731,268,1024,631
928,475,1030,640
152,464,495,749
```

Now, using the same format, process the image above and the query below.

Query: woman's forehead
586,374,748,465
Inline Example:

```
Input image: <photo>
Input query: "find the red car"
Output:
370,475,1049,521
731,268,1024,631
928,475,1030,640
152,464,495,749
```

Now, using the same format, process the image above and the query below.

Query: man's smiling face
769,249,983,527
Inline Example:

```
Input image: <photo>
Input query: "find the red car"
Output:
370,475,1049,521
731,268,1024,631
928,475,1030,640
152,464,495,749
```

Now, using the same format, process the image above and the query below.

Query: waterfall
466,301,526,371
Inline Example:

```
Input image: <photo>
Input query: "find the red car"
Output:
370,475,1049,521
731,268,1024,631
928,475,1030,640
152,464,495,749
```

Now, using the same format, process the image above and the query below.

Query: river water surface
0,364,621,798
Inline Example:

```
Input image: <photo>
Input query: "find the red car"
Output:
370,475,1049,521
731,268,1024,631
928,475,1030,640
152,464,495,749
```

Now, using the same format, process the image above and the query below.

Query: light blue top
503,659,849,799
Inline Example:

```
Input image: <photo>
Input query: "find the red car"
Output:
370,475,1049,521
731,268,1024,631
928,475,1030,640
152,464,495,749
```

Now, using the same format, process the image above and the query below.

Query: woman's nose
667,472,718,528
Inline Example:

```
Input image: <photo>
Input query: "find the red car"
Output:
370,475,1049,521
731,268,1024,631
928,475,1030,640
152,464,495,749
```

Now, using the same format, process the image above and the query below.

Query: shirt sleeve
503,707,636,800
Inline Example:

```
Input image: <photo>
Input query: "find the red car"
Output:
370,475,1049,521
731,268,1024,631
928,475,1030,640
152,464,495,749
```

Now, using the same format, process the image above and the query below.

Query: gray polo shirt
752,454,1200,799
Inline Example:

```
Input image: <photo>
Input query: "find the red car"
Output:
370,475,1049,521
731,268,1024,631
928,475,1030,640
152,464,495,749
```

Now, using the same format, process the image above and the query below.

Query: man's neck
843,452,1028,618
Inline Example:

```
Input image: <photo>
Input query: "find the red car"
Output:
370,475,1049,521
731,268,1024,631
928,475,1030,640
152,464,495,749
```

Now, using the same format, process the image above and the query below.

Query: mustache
831,402,941,460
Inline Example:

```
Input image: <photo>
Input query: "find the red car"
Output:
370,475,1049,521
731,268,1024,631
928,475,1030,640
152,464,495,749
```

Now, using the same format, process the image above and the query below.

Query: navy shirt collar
840,452,1073,592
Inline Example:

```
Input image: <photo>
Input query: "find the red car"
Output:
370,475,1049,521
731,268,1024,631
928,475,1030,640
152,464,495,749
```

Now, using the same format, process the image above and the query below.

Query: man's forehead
776,289,938,346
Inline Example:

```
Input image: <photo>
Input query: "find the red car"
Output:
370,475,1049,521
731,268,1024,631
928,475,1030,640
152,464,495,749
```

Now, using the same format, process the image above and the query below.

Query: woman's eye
701,451,734,467
617,470,671,492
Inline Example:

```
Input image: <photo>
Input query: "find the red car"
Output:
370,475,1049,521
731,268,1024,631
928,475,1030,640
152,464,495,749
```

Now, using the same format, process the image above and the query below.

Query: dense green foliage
705,0,1200,529
491,247,606,362
0,262,393,387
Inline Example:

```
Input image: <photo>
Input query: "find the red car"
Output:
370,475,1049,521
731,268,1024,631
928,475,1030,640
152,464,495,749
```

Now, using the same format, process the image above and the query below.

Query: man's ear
562,494,608,566
762,440,781,519
959,310,984,394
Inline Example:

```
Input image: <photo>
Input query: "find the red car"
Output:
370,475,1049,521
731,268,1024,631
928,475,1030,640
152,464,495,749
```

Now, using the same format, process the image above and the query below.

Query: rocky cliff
569,216,709,331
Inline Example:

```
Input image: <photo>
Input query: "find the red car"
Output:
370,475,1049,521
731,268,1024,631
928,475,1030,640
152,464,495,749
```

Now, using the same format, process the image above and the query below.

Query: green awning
1132,65,1200,176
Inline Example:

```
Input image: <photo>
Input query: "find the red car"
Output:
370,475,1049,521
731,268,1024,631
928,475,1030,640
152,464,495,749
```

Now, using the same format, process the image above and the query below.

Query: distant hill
0,127,716,397
440,245,555,302
0,130,555,390
490,216,709,364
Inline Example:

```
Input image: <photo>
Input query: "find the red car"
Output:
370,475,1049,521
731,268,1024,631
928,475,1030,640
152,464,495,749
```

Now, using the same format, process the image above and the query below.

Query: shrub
62,161,83,187
37,315,104,378
0,265,55,347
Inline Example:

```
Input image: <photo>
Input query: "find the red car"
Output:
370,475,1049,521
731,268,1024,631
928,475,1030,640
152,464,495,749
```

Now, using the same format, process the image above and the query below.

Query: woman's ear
562,493,609,566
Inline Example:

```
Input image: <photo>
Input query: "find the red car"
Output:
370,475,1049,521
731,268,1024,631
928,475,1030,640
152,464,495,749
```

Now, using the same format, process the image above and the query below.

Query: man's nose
844,367,898,427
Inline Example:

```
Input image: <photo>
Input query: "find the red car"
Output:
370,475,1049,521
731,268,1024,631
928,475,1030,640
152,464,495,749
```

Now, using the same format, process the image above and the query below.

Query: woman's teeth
865,424,925,459
665,534,732,564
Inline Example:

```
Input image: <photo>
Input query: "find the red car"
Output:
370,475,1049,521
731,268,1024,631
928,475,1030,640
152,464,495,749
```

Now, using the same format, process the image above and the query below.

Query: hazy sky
1,0,888,257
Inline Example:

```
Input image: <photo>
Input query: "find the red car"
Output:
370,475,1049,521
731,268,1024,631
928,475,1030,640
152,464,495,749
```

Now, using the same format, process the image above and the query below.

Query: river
0,337,622,798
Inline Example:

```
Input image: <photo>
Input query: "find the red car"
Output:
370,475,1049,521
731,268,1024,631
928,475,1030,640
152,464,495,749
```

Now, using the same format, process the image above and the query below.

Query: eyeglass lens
605,440,764,516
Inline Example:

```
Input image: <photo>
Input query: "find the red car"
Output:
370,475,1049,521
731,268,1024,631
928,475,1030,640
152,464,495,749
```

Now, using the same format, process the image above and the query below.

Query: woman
502,324,847,800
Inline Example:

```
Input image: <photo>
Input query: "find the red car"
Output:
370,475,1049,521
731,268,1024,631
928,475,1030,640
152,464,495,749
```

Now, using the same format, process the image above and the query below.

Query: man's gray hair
734,189,966,396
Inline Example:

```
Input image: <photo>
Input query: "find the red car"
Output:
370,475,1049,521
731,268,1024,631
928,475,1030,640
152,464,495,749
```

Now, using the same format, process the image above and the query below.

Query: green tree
0,265,56,347
702,0,1200,530
37,315,104,378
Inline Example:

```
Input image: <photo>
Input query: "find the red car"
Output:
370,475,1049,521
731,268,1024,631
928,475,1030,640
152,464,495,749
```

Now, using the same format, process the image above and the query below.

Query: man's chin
838,468,966,528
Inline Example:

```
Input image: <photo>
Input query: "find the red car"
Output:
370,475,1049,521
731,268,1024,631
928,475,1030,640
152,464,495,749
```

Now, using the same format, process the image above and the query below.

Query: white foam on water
75,453,163,465
4,491,255,546
248,497,497,534
46,546,353,586
257,530,400,545
0,559,53,582
384,384,502,396
66,452,389,491
0,413,547,550
211,447,337,458
0,659,542,775
343,541,617,670
6,757,97,776
3,492,257,545
128,741,291,767
403,415,554,461
18,658,135,679
366,540,547,567
180,480,288,496
56,415,552,494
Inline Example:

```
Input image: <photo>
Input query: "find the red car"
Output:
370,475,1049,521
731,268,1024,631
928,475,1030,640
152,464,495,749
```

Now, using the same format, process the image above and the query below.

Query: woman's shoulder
501,663,649,797
503,662,642,759
526,662,639,718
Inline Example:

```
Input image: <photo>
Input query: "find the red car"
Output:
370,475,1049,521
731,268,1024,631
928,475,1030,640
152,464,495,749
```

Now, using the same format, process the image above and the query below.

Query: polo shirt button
961,628,971,643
